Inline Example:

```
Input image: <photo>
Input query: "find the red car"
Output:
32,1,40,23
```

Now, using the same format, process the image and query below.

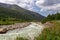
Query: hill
0,3,45,24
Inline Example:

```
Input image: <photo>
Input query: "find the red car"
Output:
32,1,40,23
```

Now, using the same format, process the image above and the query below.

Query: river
0,22,44,40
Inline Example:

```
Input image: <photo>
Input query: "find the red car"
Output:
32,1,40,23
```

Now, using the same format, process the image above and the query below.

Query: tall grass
36,21,60,40
15,37,28,40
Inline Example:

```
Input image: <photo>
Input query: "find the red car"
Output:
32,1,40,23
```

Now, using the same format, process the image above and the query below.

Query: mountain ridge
0,2,45,22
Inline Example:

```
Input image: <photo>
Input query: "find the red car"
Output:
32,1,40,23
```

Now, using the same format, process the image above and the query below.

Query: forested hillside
0,3,45,25
41,13,60,23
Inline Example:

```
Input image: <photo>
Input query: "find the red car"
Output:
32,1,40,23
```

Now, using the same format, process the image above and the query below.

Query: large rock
0,28,7,34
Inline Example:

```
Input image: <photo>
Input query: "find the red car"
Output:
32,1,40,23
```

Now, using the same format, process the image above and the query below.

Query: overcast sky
0,0,60,16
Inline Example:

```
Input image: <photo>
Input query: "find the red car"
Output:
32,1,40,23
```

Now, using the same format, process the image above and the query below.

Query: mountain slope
0,3,45,22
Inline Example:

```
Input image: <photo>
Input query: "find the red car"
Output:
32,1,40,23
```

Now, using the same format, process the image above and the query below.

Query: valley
0,2,60,40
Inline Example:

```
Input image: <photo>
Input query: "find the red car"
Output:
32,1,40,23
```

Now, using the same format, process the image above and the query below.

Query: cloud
16,0,35,10
36,0,60,11
0,0,15,4
0,0,6,3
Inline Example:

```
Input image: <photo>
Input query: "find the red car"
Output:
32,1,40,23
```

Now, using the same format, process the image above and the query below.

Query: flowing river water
0,22,44,40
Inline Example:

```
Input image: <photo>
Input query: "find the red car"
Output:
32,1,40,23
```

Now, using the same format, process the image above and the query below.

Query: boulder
0,28,7,34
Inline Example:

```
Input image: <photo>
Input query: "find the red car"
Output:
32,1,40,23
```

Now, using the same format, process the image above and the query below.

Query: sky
0,0,60,16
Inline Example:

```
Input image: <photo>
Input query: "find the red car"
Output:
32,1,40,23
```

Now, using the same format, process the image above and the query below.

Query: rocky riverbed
0,22,44,40
0,22,30,34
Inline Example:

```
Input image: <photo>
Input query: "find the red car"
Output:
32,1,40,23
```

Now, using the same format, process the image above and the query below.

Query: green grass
0,19,40,25
36,21,60,40
0,18,31,25
0,20,20,25
15,37,28,40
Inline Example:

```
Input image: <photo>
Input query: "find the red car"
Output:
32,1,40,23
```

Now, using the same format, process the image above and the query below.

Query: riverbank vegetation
36,21,60,40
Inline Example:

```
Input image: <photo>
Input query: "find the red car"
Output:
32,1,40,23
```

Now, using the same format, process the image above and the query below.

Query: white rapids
0,22,44,40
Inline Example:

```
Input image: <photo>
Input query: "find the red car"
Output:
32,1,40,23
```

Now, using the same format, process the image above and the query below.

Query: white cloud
0,0,6,3
6,0,16,4
18,3,27,8
15,0,35,10
0,0,16,4
36,0,60,11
